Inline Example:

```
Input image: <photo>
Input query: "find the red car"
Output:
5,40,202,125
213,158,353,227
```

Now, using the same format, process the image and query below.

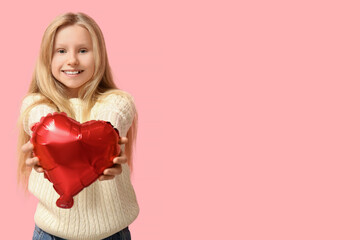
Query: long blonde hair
17,12,138,190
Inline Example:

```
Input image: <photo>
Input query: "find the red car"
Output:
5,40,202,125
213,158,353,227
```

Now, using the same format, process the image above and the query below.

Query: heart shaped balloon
30,112,120,209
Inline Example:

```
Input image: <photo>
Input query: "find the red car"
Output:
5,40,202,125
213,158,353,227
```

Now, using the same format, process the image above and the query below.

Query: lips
61,70,84,76
61,70,84,73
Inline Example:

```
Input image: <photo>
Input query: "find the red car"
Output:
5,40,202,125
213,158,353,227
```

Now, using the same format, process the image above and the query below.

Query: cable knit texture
20,92,139,240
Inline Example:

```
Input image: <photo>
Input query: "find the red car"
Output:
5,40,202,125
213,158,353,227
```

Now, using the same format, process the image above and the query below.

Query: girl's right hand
21,141,44,173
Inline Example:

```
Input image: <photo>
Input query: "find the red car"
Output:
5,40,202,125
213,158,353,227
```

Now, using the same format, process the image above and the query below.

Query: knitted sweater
20,92,139,240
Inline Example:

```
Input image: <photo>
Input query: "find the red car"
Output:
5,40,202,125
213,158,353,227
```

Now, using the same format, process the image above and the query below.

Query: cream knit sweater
20,92,139,240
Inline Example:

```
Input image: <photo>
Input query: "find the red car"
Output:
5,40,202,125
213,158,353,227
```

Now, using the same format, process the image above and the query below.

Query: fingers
113,155,127,165
99,154,126,181
34,165,44,173
21,141,34,154
25,156,39,167
22,141,43,173
103,164,123,176
118,137,128,145
99,164,122,181
25,157,44,173
98,175,115,181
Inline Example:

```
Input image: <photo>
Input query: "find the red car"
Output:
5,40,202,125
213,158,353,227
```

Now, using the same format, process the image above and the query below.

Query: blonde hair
17,12,138,190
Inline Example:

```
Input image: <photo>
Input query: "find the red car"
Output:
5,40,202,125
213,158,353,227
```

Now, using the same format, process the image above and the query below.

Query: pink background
1,0,359,239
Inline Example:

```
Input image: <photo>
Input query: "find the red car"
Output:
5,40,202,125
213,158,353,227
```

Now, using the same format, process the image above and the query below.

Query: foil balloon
30,112,120,209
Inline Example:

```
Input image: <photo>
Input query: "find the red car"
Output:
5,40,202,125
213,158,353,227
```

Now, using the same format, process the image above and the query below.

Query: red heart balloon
30,112,120,209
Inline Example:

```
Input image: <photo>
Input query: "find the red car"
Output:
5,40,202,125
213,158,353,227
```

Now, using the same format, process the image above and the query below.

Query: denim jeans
32,225,131,240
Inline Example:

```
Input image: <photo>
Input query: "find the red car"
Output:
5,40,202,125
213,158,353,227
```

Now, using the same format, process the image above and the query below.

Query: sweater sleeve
20,95,57,136
96,93,136,138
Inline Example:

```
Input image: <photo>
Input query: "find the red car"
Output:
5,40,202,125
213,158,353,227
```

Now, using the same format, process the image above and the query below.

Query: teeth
63,70,82,75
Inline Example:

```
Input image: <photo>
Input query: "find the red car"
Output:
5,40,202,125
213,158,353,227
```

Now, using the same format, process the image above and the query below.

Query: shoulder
100,89,135,103
98,89,136,112
20,93,44,113
20,93,57,135
21,93,43,104
20,93,56,114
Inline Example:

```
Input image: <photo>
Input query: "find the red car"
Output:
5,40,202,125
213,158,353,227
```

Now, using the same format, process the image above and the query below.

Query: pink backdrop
1,0,360,239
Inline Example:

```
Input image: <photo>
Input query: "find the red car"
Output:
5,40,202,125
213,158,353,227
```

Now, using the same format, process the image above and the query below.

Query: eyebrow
55,43,90,47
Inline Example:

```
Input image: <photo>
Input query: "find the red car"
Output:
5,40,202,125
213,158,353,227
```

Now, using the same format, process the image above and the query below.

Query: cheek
51,59,60,73
50,62,56,76
91,62,95,72
86,54,95,70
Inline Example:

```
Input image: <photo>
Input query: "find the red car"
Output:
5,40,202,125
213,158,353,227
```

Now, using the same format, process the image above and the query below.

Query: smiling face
51,24,95,98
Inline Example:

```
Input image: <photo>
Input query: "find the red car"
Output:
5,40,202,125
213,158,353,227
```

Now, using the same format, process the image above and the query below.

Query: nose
67,52,79,66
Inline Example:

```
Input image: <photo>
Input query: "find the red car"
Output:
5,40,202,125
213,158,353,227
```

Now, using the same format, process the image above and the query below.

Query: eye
80,49,88,53
57,49,66,54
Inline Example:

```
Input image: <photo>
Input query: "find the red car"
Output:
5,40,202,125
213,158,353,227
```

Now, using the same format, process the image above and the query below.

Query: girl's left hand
99,137,128,181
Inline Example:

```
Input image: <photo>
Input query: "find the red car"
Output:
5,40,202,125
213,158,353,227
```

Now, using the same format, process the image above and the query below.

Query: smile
62,70,84,75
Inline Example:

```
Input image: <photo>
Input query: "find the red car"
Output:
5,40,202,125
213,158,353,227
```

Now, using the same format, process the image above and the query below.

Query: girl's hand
21,137,128,179
21,141,44,173
99,137,128,181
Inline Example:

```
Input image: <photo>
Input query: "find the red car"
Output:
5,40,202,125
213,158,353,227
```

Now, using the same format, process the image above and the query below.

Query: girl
17,12,139,240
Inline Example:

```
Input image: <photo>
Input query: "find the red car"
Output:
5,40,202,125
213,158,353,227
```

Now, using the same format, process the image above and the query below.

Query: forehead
54,25,92,46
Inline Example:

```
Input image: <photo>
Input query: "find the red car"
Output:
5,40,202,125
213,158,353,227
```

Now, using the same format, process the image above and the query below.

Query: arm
20,94,57,172
96,93,136,139
21,94,57,136
96,93,137,181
